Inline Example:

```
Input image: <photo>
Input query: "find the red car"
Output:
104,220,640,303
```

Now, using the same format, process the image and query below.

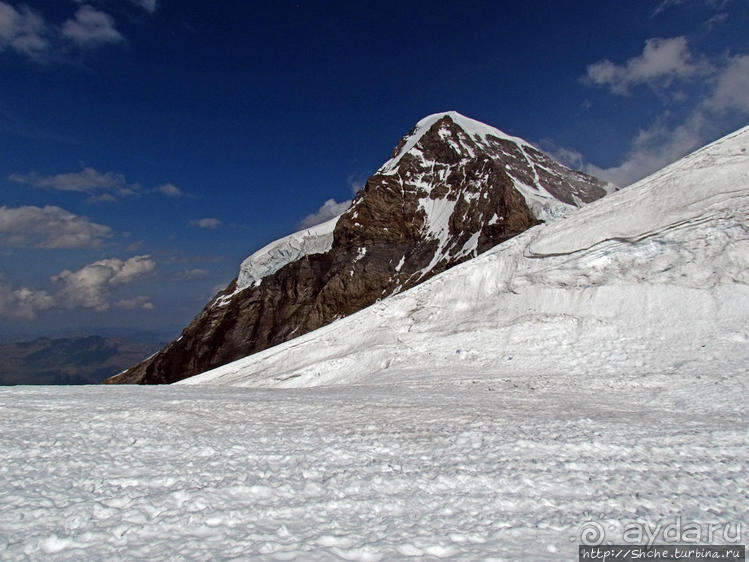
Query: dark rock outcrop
107,112,612,384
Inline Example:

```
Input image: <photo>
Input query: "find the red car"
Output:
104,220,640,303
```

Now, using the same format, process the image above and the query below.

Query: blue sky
1,0,748,339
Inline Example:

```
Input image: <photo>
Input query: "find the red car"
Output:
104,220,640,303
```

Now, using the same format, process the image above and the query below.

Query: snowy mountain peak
377,111,614,221
182,122,749,389
109,112,612,385
233,112,611,297
379,111,532,175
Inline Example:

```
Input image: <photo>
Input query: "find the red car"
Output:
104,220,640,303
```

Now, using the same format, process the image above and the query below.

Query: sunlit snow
1,126,747,561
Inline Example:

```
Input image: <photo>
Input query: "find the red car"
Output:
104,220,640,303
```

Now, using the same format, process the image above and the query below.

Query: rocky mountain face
107,112,613,385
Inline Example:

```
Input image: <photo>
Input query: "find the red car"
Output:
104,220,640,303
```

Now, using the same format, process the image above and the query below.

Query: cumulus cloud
154,182,182,197
580,31,749,187
130,0,158,13
583,54,749,186
0,276,54,319
585,37,705,95
10,166,132,199
0,255,155,318
706,55,749,113
298,198,351,229
1,2,134,60
0,205,112,248
52,255,155,311
585,113,708,187
61,6,123,47
188,218,221,229
0,1,48,57
10,167,183,203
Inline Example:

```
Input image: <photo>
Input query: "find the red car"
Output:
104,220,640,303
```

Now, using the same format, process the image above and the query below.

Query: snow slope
184,125,749,389
1,127,746,561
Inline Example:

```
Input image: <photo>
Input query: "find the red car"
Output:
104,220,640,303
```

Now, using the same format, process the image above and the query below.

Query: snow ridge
212,216,340,308
236,216,338,291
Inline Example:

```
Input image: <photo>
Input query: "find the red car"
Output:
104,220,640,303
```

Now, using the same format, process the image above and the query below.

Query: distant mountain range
0,336,162,385
109,111,613,384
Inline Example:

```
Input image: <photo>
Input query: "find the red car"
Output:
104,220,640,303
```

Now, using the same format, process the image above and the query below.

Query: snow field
1,379,746,561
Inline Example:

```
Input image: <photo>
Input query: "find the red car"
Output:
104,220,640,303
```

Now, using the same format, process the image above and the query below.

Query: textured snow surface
1,378,747,561
530,124,749,257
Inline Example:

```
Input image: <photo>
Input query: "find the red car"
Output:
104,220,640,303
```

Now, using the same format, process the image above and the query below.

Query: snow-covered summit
182,123,748,388
379,111,533,174
111,111,612,385
230,111,611,296
235,111,608,295
378,111,615,221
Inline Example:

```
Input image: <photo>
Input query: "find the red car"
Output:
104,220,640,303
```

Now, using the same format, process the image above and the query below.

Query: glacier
0,125,747,561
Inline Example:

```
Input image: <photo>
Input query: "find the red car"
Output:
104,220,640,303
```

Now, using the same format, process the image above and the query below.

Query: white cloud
0,255,155,318
154,182,182,197
115,295,154,310
585,37,704,95
52,255,155,311
537,141,586,171
11,167,184,202
347,174,367,194
652,0,732,17
582,53,749,187
188,218,221,229
585,113,707,186
705,12,729,30
10,166,129,195
0,205,112,248
0,276,54,319
298,198,351,229
706,55,749,113
0,1,48,57
1,2,136,60
177,268,209,280
130,0,158,13
61,5,123,47
580,32,749,187
652,0,687,16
